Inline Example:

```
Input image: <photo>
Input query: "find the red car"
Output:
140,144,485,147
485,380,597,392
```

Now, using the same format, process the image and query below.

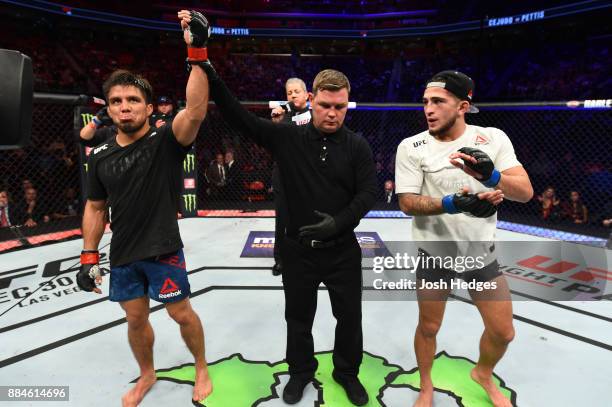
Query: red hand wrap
187,47,208,62
81,252,100,265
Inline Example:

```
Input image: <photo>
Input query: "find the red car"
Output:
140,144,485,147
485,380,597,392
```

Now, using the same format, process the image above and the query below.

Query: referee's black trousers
280,235,363,379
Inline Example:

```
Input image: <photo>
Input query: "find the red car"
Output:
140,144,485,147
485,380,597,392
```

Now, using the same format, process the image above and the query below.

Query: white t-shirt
395,125,522,268
291,110,312,126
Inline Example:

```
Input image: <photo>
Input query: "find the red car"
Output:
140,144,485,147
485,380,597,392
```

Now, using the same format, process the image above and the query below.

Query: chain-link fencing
1,99,610,253
0,94,87,252
196,102,611,240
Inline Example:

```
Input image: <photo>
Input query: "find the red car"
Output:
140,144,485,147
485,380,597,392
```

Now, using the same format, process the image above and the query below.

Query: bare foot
122,372,157,407
192,367,213,402
470,368,512,407
413,385,433,407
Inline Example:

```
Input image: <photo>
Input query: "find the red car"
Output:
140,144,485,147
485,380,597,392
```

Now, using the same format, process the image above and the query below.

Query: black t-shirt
86,124,190,267
80,126,117,148
209,77,377,237
274,105,311,192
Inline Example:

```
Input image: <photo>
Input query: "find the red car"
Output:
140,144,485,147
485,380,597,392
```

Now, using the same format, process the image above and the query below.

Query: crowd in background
0,7,610,241
1,11,609,104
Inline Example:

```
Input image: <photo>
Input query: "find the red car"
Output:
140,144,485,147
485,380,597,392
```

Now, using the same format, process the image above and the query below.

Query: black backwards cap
426,70,479,113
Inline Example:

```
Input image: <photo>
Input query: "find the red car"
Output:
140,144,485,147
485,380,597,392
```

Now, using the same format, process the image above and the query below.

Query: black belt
297,236,348,249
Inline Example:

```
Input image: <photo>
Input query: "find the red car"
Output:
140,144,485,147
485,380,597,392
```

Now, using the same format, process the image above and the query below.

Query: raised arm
79,108,115,147
172,10,210,147
179,9,288,151
201,61,289,151
172,64,209,146
80,121,98,142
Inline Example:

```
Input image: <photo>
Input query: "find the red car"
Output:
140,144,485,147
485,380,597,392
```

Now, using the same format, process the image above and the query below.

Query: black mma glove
76,250,102,292
457,147,501,187
442,192,497,218
298,211,338,240
92,107,113,128
185,10,211,63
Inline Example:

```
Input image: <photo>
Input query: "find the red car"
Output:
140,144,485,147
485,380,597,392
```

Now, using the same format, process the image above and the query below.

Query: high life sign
583,99,612,108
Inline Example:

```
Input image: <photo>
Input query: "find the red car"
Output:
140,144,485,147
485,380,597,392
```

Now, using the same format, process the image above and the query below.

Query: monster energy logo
183,194,197,212
81,113,95,127
183,154,195,173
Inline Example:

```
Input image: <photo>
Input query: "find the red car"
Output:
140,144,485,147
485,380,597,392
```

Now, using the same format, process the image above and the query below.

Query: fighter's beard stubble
116,118,147,135
428,115,457,137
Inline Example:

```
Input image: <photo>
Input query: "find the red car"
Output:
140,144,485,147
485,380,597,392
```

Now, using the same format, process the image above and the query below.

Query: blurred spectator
602,200,612,228
383,180,394,204
224,150,241,200
205,153,227,199
602,201,612,249
22,179,34,196
375,160,393,187
563,191,588,224
51,187,81,220
152,96,175,128
536,186,561,222
0,190,13,228
14,179,36,211
15,187,49,227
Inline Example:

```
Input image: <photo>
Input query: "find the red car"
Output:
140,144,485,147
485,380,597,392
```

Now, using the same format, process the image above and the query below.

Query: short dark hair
102,70,153,104
312,69,350,95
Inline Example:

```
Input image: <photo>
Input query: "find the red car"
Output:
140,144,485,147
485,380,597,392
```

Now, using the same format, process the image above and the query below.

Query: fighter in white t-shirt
395,71,533,407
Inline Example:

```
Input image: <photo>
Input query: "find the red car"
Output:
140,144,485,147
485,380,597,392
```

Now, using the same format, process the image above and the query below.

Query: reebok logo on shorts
159,278,182,299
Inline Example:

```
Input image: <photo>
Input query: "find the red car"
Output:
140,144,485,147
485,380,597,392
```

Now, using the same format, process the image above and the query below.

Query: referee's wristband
442,195,460,214
481,169,501,188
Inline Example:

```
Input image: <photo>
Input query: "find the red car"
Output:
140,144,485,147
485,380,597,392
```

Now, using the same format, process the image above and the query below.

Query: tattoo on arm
399,193,444,216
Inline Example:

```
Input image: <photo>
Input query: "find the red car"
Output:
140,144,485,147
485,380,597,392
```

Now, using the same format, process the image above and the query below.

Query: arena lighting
186,9,437,20
320,101,612,112
362,212,607,247
0,0,609,37
268,101,357,109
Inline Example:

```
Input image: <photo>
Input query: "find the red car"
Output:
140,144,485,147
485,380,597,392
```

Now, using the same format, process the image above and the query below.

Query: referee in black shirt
202,62,377,405
270,77,312,276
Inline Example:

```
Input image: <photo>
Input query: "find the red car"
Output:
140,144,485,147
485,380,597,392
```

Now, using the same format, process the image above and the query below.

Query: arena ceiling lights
1,0,610,38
